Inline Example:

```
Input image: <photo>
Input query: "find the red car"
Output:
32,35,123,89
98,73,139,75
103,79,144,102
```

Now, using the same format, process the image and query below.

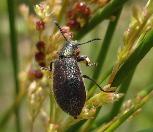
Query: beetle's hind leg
82,75,115,93
77,55,96,66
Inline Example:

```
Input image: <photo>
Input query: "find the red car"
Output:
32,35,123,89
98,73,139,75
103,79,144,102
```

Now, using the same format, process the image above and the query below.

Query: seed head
35,52,45,62
66,2,91,30
36,20,45,31
36,41,46,52
28,68,43,80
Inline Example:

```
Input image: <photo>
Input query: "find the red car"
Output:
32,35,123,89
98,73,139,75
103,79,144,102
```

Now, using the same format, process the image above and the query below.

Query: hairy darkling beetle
47,21,109,119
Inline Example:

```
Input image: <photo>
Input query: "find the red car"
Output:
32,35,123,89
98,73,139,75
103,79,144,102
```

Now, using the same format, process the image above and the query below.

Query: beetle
47,21,108,119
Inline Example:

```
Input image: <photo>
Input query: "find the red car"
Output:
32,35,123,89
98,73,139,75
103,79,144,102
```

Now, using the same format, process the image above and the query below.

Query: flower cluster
28,68,43,80
35,41,46,67
66,2,91,30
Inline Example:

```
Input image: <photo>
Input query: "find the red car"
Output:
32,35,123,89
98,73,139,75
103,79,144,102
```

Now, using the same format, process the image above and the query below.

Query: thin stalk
49,94,54,121
92,68,135,129
78,108,101,132
49,92,58,123
108,4,152,85
0,90,26,129
81,8,123,131
57,0,68,23
108,69,135,119
64,119,86,132
92,29,153,129
0,31,4,57
75,0,129,39
78,120,92,132
91,28,153,131
7,0,21,131
111,29,153,87
88,8,122,89
52,99,56,122
53,0,68,33
96,83,153,132
92,30,153,129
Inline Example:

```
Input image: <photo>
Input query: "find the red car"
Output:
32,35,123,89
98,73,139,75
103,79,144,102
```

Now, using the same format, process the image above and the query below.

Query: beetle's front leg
40,62,54,79
40,61,54,72
49,61,54,71
77,55,96,66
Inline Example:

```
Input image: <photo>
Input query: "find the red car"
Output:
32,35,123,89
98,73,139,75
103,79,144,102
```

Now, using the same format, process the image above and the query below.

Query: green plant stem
94,28,153,130
65,120,86,132
91,28,153,130
92,69,135,129
88,8,122,89
108,69,135,118
0,91,26,129
49,94,54,122
58,0,68,23
96,83,153,132
111,29,153,87
7,0,21,131
52,98,56,122
53,0,68,33
75,0,129,39
78,119,93,132
78,108,101,132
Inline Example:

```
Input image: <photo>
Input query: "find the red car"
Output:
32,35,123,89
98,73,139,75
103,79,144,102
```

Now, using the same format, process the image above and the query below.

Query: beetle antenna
77,38,101,46
53,20,69,42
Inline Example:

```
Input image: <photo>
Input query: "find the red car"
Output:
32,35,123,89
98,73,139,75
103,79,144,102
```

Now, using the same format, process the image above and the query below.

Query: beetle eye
74,47,80,56
60,55,64,58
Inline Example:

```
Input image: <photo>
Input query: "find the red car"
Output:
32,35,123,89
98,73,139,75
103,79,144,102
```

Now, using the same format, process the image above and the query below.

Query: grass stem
88,8,123,89
96,83,153,132
7,0,21,131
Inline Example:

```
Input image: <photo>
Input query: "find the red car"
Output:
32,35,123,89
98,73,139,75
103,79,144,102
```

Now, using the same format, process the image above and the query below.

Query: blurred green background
1,0,153,132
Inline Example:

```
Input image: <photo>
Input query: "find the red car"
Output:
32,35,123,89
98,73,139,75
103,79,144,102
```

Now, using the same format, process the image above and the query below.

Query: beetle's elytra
49,21,102,118
53,57,86,117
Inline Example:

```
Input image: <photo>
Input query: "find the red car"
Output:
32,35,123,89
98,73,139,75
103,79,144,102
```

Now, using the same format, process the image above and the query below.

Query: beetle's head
53,21,101,59
59,40,80,58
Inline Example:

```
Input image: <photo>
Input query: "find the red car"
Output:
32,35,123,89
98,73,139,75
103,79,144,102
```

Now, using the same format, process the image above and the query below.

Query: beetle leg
49,61,54,71
82,75,114,92
77,55,96,66
40,62,54,72
40,67,50,71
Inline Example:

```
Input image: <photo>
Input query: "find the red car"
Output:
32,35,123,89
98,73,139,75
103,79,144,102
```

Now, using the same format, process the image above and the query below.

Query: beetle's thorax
59,41,79,59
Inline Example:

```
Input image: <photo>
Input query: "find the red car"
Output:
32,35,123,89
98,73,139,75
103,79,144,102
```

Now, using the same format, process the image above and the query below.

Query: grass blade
88,8,123,89
92,69,135,128
112,29,153,87
7,0,21,131
96,83,153,132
